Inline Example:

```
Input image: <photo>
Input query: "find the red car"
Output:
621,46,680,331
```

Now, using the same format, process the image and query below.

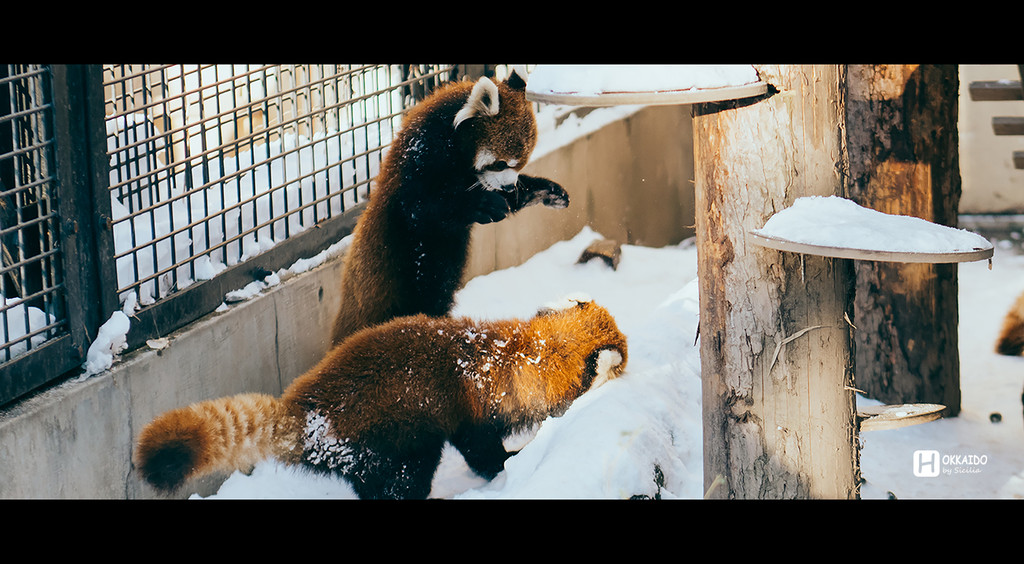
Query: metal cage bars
103,65,420,306
0,65,114,406
0,65,64,365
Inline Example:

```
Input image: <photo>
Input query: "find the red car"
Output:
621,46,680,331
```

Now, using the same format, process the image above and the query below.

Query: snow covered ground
197,220,1024,500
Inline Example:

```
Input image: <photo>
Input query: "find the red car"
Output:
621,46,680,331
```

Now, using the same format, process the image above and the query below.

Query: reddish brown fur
136,299,626,499
135,393,298,492
330,72,562,346
996,290,1024,355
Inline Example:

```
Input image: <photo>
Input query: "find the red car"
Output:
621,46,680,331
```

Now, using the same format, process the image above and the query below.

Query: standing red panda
331,69,569,346
135,296,627,500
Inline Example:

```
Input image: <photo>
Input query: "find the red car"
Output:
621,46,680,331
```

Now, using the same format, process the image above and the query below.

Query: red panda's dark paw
471,190,512,224
540,183,570,209
512,175,570,211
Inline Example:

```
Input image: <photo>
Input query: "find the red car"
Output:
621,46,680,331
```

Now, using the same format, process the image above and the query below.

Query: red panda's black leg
450,423,513,480
341,436,446,500
399,177,512,226
469,189,513,225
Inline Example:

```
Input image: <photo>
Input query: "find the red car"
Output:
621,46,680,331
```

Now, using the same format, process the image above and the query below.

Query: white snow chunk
81,311,131,376
753,196,993,254
1,296,56,358
224,280,266,303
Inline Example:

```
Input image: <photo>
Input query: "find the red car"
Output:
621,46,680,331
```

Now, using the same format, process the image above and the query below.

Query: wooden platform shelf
526,81,768,107
968,80,1023,101
748,197,994,265
748,232,994,264
857,403,946,432
993,116,1024,136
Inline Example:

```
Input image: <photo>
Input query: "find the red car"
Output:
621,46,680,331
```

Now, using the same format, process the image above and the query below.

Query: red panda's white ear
506,67,528,90
454,77,500,129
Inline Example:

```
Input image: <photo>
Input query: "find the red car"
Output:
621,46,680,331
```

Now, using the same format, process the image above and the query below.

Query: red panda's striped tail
135,393,294,492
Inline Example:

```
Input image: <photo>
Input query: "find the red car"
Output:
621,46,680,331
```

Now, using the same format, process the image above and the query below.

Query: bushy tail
134,393,295,492
996,291,1024,356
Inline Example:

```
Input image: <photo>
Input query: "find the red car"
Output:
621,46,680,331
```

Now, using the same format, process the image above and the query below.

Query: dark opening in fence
0,65,64,365
0,64,477,408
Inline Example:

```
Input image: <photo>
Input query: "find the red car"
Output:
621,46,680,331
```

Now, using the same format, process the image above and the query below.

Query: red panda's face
454,73,538,193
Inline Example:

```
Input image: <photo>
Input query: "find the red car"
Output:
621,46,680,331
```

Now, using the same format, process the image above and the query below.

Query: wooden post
694,65,858,499
845,65,962,416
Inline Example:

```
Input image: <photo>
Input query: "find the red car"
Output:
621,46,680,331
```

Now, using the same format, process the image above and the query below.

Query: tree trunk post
845,65,962,416
694,65,859,499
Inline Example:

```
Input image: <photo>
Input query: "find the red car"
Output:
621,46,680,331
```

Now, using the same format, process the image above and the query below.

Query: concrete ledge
0,257,344,499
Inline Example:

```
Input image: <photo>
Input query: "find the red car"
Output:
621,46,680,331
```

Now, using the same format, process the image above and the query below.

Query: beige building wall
466,103,695,280
959,64,1024,214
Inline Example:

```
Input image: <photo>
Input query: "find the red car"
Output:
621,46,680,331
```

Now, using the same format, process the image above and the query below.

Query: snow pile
754,196,994,254
80,311,131,377
526,65,760,96
219,235,353,306
0,296,56,358
284,235,352,275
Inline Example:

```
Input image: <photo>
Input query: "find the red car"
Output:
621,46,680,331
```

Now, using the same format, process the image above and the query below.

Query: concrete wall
0,259,344,498
0,103,695,499
959,64,1024,214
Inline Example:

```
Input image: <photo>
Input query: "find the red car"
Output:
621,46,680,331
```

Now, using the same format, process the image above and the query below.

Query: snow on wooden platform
750,196,994,264
525,64,767,106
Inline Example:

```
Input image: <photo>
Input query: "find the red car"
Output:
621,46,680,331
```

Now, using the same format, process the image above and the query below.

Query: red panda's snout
591,347,626,390
474,149,523,193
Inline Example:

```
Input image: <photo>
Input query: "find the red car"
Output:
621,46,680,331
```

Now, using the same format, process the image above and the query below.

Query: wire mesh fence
0,63,467,406
103,64,457,307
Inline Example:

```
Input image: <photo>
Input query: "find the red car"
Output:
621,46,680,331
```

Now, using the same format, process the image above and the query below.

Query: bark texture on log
695,65,858,499
845,64,961,416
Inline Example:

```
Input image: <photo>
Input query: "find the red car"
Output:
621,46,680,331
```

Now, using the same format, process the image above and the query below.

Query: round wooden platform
748,232,994,264
857,403,946,432
526,81,769,107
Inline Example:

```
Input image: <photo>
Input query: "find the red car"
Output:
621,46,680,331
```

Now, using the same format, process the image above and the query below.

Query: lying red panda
136,296,627,499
